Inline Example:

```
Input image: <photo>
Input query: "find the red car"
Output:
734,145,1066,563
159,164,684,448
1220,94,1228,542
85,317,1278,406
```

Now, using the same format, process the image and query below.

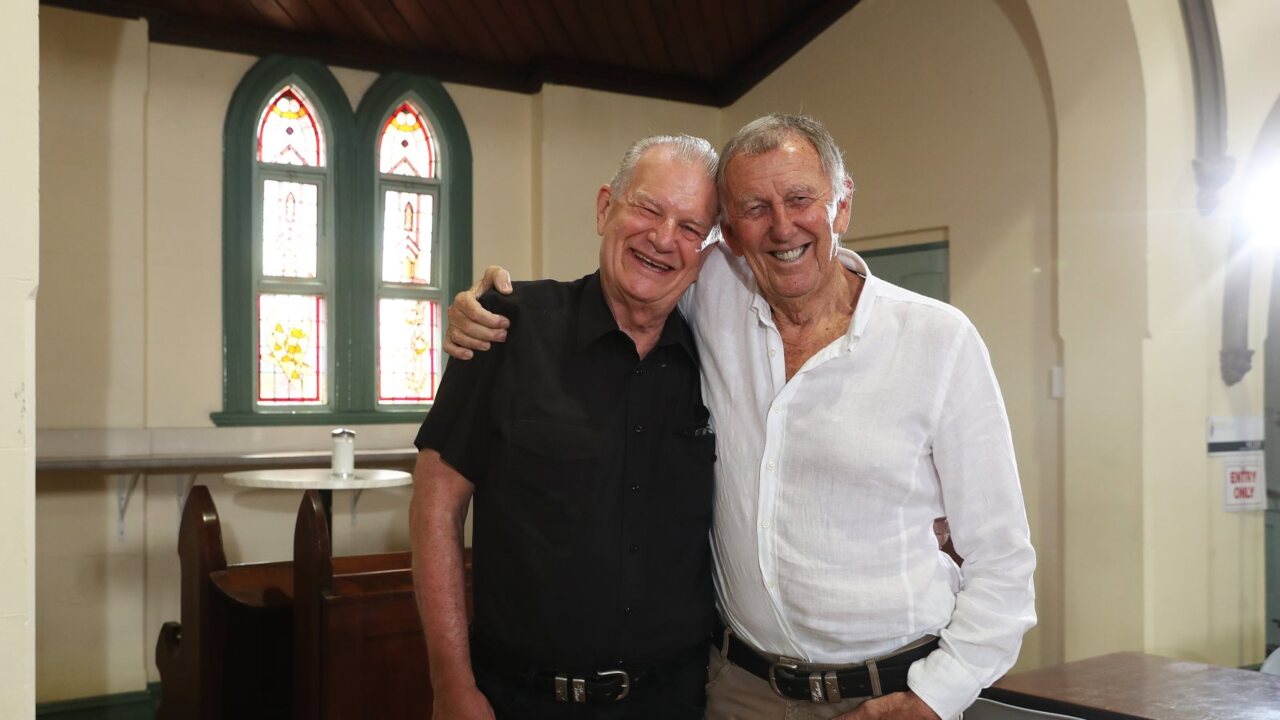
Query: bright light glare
1243,162,1280,247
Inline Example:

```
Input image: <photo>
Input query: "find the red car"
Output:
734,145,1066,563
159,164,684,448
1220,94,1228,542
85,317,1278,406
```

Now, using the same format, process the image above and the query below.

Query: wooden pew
156,485,472,719
155,484,294,719
293,489,431,720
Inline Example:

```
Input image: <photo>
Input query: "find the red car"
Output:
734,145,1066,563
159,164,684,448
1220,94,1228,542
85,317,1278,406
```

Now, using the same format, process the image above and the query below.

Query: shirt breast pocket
663,422,716,520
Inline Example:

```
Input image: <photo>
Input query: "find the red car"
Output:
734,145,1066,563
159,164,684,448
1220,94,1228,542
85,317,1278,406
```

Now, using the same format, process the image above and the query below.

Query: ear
833,176,854,236
720,220,745,257
595,185,613,236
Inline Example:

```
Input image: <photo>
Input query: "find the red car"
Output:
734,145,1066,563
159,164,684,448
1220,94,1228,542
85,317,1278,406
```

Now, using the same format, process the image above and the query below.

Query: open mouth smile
631,249,674,272
769,244,809,262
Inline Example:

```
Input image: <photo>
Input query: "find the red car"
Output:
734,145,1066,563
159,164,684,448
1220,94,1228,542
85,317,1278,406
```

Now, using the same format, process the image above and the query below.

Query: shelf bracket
116,473,141,541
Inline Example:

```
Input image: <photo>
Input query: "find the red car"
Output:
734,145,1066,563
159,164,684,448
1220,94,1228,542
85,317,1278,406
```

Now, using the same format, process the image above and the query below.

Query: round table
223,468,412,533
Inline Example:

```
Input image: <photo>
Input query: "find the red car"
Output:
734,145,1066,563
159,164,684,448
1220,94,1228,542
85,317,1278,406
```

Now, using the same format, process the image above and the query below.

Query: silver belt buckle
554,670,631,703
597,669,631,701
768,657,801,699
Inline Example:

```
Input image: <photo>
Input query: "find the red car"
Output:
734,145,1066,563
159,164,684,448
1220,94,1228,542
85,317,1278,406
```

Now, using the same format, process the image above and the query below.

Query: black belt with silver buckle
472,639,703,704
713,631,939,704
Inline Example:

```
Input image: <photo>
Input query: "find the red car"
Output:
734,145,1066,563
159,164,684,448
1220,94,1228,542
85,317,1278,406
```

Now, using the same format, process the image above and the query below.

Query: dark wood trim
716,0,862,106
43,0,856,106
41,0,155,20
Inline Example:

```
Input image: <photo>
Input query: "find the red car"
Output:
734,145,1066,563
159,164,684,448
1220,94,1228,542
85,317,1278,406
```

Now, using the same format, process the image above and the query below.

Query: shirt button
629,544,640,553
630,484,640,492
772,406,781,414
762,521,771,529
769,348,777,358
634,424,644,433
766,461,776,471
633,367,644,375
624,607,633,616
765,581,775,589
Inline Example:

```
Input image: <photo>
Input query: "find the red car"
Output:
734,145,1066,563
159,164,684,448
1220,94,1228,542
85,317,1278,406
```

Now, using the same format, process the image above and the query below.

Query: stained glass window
220,61,472,425
378,298,439,403
258,294,327,404
262,180,319,278
379,102,437,178
382,191,433,284
258,86,326,167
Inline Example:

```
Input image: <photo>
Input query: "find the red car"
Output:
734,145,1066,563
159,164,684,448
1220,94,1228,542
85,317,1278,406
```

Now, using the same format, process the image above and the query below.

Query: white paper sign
1207,416,1264,455
1223,452,1266,512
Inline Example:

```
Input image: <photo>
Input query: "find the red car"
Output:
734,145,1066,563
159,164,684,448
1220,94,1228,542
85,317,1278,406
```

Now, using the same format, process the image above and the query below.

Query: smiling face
721,135,853,311
596,146,719,318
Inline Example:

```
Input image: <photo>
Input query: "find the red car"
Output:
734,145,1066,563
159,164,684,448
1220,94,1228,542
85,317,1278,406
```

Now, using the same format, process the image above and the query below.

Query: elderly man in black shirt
411,135,721,720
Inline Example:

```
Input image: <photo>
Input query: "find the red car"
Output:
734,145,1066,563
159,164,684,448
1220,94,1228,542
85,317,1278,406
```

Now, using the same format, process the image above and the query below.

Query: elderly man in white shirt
445,115,1036,720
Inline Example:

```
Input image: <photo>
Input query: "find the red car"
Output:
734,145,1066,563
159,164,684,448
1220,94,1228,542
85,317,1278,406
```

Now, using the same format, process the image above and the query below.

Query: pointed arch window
215,59,472,426
254,83,332,407
375,101,444,404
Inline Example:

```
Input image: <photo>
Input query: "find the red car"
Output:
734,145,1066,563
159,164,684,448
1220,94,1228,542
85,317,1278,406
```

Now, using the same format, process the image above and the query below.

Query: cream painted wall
1027,0,1273,668
38,10,147,430
725,0,1059,670
0,0,39,715
1128,0,1264,666
1205,0,1280,664
1026,0,1150,662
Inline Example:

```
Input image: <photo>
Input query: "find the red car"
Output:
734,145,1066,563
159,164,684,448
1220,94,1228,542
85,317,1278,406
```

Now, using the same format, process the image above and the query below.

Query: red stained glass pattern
382,191,433,284
262,180,318,278
258,294,327,404
377,298,439,404
258,86,325,167
379,102,437,178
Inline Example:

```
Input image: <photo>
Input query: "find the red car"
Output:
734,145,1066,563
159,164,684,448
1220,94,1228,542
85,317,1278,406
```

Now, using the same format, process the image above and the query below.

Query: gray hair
716,114,851,205
609,134,719,196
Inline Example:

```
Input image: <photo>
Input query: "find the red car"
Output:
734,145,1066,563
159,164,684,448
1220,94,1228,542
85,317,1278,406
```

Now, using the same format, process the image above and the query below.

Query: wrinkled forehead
628,159,719,209
723,142,830,196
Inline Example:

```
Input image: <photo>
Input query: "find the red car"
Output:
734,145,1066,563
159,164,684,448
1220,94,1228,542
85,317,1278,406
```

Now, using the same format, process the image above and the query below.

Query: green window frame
214,58,472,426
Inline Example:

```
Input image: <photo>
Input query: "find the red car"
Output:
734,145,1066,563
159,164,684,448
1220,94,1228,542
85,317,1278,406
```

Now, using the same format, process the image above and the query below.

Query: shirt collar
577,271,699,361
747,246,879,348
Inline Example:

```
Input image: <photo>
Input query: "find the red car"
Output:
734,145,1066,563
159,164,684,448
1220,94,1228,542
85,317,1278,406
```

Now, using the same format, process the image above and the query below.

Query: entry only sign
1223,455,1266,512
1207,416,1266,513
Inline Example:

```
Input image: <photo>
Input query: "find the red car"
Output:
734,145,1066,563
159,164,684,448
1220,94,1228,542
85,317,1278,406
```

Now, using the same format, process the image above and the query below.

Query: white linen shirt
681,244,1036,720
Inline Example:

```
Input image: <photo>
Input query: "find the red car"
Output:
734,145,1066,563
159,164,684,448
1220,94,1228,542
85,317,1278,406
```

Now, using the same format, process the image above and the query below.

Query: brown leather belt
713,630,939,703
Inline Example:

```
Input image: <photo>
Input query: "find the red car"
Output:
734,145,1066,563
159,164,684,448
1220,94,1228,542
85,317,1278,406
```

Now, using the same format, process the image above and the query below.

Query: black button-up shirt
415,272,715,671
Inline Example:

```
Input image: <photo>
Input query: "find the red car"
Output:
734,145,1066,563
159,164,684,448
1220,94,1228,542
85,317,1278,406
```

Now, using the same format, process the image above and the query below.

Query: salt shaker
331,428,355,477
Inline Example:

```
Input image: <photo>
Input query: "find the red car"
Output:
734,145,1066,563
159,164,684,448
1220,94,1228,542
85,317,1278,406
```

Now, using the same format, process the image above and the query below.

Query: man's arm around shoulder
410,449,495,720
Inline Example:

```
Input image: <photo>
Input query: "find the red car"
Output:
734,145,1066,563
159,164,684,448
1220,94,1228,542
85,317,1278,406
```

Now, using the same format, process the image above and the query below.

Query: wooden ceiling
47,0,861,106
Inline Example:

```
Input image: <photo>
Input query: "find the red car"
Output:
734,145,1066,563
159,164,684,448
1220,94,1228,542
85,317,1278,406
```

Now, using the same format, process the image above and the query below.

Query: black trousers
473,650,708,720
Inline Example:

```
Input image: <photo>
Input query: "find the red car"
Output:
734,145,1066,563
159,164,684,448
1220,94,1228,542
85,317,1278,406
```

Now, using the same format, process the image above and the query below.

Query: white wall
0,0,39,715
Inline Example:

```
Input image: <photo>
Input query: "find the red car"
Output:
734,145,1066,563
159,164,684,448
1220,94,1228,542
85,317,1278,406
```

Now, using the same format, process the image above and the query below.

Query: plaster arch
1022,1,1150,660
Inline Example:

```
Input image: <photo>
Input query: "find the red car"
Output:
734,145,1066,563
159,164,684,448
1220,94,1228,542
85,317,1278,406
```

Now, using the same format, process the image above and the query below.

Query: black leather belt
713,630,939,703
471,638,704,704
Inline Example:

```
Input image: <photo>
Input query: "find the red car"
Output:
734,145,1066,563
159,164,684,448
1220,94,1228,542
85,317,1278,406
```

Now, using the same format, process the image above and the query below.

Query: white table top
223,467,412,490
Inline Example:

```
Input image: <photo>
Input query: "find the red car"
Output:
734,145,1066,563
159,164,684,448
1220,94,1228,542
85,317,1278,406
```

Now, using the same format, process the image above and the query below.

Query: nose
648,219,678,252
768,203,796,244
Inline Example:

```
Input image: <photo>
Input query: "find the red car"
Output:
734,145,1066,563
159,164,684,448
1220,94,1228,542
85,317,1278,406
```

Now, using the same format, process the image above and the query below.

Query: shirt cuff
906,648,982,720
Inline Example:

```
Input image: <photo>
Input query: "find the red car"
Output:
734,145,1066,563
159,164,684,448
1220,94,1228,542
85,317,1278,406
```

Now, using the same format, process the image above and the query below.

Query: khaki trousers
704,647,869,720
